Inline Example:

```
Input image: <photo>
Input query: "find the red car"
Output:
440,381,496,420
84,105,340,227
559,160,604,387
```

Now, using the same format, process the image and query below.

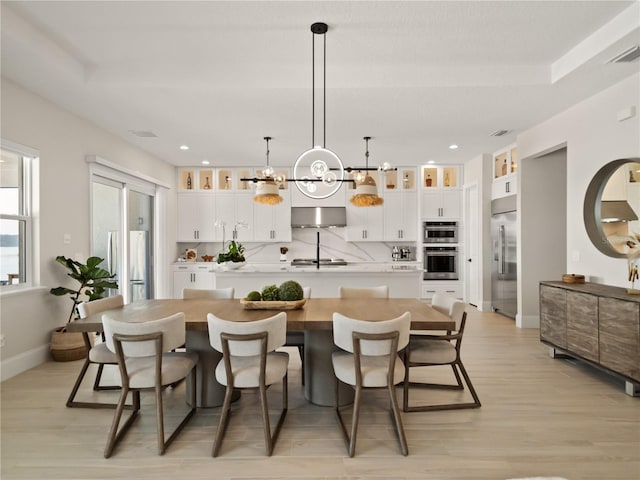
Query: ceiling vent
489,129,509,137
129,130,158,138
608,45,640,64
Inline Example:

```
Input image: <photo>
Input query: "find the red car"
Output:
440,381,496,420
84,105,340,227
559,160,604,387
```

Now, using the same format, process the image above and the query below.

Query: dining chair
339,285,389,298
67,295,124,409
331,311,411,457
182,287,234,299
402,292,481,412
101,312,198,458
207,311,289,457
284,286,310,384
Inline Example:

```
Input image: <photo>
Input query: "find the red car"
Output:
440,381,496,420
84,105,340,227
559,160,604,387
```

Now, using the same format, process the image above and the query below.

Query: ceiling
1,1,639,168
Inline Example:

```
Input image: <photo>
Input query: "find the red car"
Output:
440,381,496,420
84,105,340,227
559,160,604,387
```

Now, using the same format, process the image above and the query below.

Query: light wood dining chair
182,287,234,299
339,285,389,298
207,312,289,457
101,312,198,458
67,295,124,408
332,311,411,457
402,292,481,412
284,286,310,384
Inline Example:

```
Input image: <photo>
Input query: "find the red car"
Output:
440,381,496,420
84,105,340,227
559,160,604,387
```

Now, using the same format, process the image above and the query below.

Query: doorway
464,182,480,307
91,175,155,303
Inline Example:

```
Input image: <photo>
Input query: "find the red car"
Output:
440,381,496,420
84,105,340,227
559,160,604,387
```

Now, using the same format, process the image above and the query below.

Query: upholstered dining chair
101,312,198,458
67,295,124,408
207,312,289,457
284,286,311,384
339,285,389,298
402,292,481,412
332,311,411,457
182,287,234,299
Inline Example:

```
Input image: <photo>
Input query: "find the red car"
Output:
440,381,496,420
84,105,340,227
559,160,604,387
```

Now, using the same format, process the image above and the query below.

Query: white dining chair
207,311,289,457
182,287,234,299
339,285,389,298
402,292,481,412
67,295,124,408
332,311,411,457
101,312,198,458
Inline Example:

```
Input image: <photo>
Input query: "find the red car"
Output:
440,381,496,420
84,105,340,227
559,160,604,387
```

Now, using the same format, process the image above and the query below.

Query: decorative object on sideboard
561,273,585,284
627,240,640,294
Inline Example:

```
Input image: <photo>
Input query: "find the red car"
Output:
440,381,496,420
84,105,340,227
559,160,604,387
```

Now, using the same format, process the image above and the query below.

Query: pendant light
253,136,283,205
350,137,384,207
293,22,345,200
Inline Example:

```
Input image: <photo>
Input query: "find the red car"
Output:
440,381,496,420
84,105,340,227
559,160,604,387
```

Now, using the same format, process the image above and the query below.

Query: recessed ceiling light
449,144,459,150
201,160,210,165
179,145,189,151
427,160,435,164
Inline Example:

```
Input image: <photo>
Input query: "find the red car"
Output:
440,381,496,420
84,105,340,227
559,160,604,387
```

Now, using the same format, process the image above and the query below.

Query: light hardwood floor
1,308,638,480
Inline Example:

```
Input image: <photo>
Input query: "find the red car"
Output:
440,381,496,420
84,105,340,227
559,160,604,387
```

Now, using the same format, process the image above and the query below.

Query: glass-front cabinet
492,144,518,199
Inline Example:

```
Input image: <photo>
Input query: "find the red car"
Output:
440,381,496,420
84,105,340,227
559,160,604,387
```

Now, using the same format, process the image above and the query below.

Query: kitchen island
214,262,421,298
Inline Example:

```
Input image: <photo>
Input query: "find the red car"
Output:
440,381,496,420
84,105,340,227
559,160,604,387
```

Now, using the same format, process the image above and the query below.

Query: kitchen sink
291,258,348,267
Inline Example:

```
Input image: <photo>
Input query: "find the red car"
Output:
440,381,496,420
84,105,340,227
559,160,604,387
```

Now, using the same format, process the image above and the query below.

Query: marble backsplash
176,228,416,264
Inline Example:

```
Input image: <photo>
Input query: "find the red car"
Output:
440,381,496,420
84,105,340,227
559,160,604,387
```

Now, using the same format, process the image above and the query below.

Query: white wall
0,78,176,380
518,73,640,290
462,153,493,311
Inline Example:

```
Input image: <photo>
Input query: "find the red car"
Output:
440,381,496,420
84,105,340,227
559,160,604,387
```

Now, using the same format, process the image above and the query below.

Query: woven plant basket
50,327,87,362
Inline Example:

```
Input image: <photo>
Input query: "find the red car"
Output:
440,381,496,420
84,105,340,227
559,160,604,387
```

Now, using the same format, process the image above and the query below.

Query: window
0,143,35,288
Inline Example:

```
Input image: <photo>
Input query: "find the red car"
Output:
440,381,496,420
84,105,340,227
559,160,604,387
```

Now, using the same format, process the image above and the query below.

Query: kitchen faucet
316,231,320,269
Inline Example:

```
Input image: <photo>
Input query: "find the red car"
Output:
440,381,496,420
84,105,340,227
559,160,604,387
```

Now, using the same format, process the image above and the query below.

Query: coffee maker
392,246,416,261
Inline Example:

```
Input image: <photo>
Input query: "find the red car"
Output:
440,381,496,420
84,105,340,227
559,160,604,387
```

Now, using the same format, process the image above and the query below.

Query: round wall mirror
584,158,640,258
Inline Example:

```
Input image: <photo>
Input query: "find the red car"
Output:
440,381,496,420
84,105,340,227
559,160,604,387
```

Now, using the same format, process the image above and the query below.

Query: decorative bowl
239,298,306,310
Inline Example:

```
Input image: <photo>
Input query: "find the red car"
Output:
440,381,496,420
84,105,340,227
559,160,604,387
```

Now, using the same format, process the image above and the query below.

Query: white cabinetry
421,191,461,219
253,191,292,242
177,193,215,242
345,203,384,241
420,165,462,220
383,167,418,241
214,193,254,242
172,264,215,298
421,282,462,300
492,145,518,199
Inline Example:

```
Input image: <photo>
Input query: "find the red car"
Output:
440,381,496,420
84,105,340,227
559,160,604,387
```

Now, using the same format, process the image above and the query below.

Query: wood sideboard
539,281,640,396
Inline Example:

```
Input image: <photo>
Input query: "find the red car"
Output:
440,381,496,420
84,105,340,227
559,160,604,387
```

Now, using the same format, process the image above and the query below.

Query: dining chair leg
348,385,362,457
212,383,234,457
259,381,273,456
155,383,166,455
66,357,91,408
456,361,481,408
388,383,408,456
104,388,140,458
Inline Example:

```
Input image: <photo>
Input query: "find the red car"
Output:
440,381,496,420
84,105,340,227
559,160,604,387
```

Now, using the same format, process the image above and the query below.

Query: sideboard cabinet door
567,291,599,362
539,285,567,348
599,298,640,381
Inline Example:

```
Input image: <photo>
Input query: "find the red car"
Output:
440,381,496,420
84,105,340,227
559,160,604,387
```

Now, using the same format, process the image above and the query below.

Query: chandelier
253,136,283,205
350,137,384,206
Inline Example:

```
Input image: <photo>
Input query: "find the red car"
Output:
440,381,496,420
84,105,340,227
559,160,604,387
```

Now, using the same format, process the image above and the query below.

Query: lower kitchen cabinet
539,281,640,395
421,282,462,300
172,264,215,298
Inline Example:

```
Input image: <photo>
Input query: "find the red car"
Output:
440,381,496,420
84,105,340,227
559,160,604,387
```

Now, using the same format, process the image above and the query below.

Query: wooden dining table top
66,297,454,333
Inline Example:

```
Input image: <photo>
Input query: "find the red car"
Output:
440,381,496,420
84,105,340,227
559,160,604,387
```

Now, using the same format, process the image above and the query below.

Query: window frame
0,140,37,290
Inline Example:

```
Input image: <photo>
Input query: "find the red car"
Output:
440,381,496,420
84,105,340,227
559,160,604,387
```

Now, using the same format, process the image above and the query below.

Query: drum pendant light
350,137,383,206
254,136,283,205
293,22,345,200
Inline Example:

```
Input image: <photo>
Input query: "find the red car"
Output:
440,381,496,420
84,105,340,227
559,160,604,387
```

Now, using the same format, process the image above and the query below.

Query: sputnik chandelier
241,22,395,206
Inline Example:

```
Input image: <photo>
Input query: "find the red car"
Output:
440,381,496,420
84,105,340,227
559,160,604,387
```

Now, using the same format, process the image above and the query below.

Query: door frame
463,181,480,306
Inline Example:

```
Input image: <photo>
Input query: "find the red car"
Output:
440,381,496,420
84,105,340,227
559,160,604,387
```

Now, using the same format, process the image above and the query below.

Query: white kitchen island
214,263,421,299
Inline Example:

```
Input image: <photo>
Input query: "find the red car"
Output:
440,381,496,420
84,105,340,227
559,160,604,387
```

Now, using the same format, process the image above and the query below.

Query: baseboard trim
517,313,540,329
1,344,49,381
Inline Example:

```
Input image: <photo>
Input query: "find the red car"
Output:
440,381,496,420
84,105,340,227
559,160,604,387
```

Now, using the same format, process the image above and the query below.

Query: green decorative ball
278,280,304,301
261,284,280,301
246,290,262,301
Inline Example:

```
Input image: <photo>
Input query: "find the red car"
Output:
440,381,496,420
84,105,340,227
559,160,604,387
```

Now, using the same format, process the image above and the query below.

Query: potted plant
49,256,118,361
216,240,246,269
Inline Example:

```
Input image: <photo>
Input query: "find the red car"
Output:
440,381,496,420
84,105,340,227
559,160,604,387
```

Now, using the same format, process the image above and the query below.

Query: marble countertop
174,261,421,274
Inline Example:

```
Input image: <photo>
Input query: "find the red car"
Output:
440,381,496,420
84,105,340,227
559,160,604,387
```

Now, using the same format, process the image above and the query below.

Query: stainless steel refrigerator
129,230,150,302
491,196,517,318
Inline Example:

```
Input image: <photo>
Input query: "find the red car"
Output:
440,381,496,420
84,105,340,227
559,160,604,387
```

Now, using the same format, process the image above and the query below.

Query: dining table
68,297,454,407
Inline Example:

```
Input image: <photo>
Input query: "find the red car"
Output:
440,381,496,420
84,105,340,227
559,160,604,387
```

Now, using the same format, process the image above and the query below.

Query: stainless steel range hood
601,201,638,222
291,207,347,228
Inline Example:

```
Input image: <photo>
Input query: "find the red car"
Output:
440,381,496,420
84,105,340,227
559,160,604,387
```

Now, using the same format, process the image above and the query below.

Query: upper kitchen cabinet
178,167,215,192
421,165,461,189
492,145,518,198
215,167,255,192
214,192,254,243
345,202,384,241
177,193,216,241
383,167,418,241
253,189,292,242
420,165,462,220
